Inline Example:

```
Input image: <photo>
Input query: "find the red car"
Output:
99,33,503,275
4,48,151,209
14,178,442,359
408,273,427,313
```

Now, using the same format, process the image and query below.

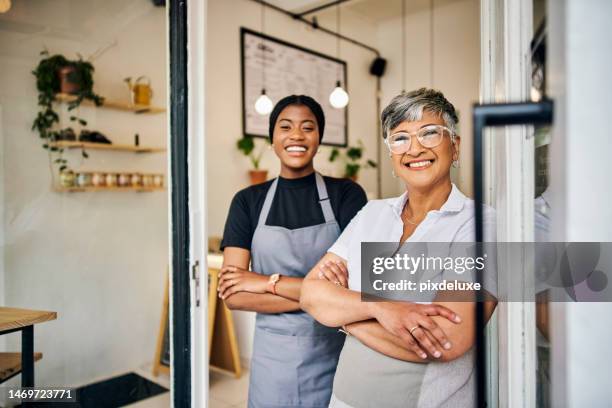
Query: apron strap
257,178,279,227
257,174,337,227
315,173,336,224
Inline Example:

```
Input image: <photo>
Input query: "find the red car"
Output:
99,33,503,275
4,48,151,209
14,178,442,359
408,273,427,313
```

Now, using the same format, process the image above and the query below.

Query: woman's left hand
218,266,268,299
317,260,348,288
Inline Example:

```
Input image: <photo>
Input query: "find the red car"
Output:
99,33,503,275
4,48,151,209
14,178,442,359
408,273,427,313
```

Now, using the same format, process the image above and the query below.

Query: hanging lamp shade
329,81,349,109
255,89,273,115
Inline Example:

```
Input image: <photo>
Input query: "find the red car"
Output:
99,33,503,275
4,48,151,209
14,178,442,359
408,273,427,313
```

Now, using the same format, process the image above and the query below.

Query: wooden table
0,307,57,386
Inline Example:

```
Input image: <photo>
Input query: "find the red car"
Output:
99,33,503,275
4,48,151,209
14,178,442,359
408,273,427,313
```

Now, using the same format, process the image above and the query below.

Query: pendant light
0,0,11,13
329,3,349,109
254,0,273,115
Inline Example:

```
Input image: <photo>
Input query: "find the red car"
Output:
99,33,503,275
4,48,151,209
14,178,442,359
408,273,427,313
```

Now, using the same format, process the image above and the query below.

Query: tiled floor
123,365,250,407
209,368,250,407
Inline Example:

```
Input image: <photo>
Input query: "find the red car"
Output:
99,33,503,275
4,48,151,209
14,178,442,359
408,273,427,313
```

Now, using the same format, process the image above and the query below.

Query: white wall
0,0,168,388
377,0,480,198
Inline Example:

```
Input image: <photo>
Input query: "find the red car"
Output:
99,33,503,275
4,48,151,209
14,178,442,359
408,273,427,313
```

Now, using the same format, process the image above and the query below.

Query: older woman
301,88,496,408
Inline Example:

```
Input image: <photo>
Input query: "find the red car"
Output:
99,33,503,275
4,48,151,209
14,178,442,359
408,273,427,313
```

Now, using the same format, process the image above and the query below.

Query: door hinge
192,260,200,307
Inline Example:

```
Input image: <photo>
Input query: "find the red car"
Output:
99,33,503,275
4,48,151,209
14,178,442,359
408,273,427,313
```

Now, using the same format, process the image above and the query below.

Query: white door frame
480,0,536,406
187,0,209,406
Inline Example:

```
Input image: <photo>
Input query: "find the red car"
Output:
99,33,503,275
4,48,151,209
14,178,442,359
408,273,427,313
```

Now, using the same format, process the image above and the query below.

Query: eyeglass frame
384,124,456,155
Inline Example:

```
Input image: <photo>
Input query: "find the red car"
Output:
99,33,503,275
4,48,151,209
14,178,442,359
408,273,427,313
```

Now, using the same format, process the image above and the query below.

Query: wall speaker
370,57,387,77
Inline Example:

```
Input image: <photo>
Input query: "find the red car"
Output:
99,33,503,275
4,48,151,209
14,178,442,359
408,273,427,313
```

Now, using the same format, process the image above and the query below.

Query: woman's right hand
369,302,461,359
317,259,348,288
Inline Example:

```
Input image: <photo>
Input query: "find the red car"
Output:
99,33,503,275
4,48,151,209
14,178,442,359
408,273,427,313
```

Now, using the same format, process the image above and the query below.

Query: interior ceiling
266,0,427,23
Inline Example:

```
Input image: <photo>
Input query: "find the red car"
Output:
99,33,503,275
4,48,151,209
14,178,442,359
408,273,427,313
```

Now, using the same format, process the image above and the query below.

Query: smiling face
389,110,460,190
272,104,320,178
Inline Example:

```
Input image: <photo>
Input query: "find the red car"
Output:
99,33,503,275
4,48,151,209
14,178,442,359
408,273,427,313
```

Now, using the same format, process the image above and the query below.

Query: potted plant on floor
329,140,377,182
31,50,104,175
237,135,268,185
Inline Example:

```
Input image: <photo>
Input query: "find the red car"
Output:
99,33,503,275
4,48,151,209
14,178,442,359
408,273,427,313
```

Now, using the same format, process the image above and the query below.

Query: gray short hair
381,88,459,139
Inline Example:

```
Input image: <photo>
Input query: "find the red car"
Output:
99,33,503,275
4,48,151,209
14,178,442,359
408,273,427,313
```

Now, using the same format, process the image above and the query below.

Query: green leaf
366,159,377,168
345,163,360,178
329,148,339,162
81,150,89,159
237,136,255,156
346,147,362,161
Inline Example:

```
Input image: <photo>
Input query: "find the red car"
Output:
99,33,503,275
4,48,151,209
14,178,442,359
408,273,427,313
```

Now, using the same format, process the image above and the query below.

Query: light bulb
329,81,349,109
0,0,11,13
254,90,273,115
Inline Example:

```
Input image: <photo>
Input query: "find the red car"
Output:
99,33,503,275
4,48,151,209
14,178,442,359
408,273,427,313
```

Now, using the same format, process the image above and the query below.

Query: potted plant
31,50,103,174
237,135,268,185
329,140,377,181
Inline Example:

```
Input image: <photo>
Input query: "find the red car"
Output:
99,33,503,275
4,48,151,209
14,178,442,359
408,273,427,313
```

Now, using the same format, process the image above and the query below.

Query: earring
392,169,397,178
452,158,460,168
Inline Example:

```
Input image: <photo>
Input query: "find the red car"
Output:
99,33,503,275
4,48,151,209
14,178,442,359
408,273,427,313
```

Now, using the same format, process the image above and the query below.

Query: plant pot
249,169,268,185
58,66,81,95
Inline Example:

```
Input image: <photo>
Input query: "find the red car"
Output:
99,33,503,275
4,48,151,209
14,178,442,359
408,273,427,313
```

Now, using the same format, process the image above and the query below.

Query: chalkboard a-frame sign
241,27,348,147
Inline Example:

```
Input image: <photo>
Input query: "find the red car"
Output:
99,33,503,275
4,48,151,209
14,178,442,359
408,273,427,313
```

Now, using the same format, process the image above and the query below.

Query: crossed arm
219,246,305,313
300,252,497,362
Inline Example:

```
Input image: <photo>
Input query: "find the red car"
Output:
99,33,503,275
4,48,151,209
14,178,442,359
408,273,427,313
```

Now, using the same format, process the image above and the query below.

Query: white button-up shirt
329,183,496,293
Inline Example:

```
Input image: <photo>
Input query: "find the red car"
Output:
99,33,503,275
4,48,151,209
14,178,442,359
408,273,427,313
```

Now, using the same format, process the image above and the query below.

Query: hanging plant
31,50,103,173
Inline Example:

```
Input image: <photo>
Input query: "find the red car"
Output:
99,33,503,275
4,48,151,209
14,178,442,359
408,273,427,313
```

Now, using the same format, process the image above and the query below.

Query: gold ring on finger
409,325,420,335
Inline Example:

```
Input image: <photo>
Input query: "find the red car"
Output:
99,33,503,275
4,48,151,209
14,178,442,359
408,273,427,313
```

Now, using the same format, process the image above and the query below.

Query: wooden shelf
0,352,43,382
48,141,166,153
0,308,57,331
55,93,166,114
54,186,165,193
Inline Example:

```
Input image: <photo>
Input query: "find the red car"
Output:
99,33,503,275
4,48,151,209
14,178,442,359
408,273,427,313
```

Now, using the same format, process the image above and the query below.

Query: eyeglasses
385,124,453,155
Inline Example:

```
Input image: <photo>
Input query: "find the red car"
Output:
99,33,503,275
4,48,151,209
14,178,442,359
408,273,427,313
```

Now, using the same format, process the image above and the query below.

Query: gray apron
248,173,345,408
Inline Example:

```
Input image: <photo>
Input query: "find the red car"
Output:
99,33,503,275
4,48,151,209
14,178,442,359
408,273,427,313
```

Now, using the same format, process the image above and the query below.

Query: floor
123,365,250,407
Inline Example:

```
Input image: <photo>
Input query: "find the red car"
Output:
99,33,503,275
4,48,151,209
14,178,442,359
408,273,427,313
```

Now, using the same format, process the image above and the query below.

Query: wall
377,0,481,198
0,0,168,388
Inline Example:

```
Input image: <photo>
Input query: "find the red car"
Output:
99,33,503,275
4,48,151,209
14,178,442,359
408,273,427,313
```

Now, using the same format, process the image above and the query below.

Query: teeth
408,160,431,168
286,146,306,152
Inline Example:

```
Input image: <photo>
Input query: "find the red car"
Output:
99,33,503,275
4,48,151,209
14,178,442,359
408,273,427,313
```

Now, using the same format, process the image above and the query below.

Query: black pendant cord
429,0,435,87
336,3,341,83
401,0,406,92
260,0,266,91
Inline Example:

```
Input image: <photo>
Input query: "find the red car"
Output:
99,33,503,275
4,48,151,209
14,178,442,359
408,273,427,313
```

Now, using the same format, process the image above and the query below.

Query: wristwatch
267,273,281,295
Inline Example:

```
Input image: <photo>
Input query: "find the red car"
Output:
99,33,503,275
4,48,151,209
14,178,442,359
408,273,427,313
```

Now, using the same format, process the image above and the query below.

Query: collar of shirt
386,183,467,217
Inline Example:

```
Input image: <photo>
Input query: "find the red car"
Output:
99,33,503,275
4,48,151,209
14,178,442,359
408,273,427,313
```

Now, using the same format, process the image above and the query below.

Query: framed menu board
241,27,348,147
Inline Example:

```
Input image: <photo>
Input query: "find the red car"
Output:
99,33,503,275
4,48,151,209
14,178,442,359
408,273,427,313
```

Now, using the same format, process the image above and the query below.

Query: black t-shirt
221,173,368,251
